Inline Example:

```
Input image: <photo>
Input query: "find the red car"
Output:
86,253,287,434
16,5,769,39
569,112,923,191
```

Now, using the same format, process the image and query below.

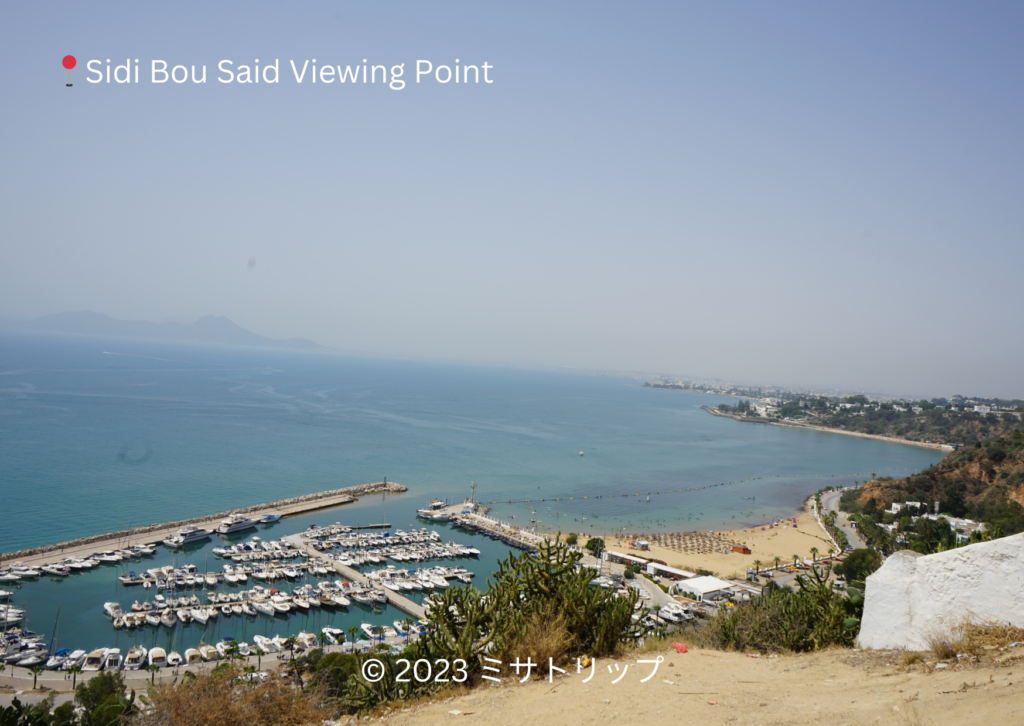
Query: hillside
7,311,324,351
840,430,1024,535
799,405,1022,447
386,643,1024,726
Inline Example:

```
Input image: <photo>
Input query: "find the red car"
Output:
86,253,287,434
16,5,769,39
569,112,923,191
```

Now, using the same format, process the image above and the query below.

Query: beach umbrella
63,55,76,86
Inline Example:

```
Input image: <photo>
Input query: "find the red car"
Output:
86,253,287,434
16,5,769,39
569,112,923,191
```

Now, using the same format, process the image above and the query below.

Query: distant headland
3,311,325,351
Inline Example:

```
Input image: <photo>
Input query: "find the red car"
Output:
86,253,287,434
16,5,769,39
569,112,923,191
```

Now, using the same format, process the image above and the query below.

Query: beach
585,509,836,578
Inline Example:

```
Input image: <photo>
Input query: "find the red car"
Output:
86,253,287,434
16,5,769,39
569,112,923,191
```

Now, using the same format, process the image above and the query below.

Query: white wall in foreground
858,533,1024,650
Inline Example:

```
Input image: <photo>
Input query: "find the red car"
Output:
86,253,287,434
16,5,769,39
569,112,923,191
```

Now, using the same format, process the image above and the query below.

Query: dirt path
386,645,1023,726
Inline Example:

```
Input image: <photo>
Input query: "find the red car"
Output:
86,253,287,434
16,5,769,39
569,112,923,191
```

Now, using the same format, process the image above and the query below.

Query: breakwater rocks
0,481,407,561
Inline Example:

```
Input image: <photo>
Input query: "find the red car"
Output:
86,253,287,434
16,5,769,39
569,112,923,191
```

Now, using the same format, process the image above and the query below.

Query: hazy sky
2,2,1022,399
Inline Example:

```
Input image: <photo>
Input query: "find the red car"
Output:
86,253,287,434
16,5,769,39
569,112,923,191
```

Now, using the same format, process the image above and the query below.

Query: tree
792,555,799,568
584,537,605,559
834,549,881,582
147,663,161,685
810,547,819,561
347,626,360,649
30,664,43,690
565,532,578,546
68,664,82,690
254,647,265,671
773,556,781,570
76,670,130,726
752,559,762,574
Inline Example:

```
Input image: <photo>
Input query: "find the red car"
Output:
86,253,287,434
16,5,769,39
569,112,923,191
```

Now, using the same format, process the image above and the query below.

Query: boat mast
48,606,60,659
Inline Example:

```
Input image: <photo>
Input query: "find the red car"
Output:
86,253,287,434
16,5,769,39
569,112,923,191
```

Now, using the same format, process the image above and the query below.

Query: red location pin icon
63,55,76,87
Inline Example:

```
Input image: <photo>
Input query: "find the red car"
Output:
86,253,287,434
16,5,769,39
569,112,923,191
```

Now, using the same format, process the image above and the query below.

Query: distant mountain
11,311,324,351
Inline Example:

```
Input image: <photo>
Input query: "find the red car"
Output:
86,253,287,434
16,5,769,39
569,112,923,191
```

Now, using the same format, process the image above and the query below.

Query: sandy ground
587,511,837,579
386,645,1024,726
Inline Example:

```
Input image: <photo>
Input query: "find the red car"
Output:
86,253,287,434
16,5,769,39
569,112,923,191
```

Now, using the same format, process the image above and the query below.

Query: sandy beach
584,509,837,578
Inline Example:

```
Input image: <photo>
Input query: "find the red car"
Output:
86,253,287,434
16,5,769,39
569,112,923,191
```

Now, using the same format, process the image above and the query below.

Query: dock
284,535,426,620
1,481,407,569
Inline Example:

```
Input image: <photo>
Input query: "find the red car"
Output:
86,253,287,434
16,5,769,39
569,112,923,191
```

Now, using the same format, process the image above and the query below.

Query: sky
1,2,1023,399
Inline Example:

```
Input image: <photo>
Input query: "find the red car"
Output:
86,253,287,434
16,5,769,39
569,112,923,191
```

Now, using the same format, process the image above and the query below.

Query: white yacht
216,514,258,535
163,526,212,548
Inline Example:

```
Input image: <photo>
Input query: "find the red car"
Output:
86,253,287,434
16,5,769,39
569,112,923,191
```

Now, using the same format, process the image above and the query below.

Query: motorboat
216,514,258,535
103,602,123,619
40,564,70,577
45,648,72,670
321,627,344,645
260,513,282,523
82,648,108,672
145,612,161,627
166,651,182,667
160,611,177,628
184,649,202,666
360,623,382,640
163,526,212,548
241,602,257,616
101,648,122,671
10,566,41,578
197,642,219,661
123,645,147,670
148,647,166,668
60,650,87,670
296,631,319,649
253,599,275,616
253,634,278,653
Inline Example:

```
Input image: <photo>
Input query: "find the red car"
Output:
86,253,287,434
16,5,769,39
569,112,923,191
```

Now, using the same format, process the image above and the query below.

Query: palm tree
283,636,297,661
792,554,799,568
254,647,265,671
828,546,835,558
147,663,160,686
30,664,44,690
68,664,82,689
752,559,762,574
810,546,819,561
347,626,360,649
773,556,781,570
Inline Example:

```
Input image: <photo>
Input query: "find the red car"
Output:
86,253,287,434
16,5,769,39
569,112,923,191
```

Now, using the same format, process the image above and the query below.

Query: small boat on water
253,634,278,653
166,651,182,667
260,513,282,523
148,647,166,668
101,648,122,671
82,649,108,672
197,642,219,661
123,645,147,670
184,649,202,666
321,626,344,644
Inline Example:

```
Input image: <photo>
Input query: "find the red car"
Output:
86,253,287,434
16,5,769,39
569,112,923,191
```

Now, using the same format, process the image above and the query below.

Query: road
820,489,866,550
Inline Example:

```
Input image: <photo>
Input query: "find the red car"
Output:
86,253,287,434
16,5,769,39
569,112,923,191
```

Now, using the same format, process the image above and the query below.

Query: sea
0,331,942,656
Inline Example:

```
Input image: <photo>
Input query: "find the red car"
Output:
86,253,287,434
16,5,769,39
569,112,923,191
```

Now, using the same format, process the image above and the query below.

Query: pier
284,535,426,620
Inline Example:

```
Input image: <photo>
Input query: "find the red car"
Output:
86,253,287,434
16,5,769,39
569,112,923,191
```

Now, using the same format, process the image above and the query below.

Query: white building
671,575,735,602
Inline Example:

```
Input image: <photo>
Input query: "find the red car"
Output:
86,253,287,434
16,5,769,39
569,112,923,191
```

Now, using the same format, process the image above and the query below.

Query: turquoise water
0,331,942,653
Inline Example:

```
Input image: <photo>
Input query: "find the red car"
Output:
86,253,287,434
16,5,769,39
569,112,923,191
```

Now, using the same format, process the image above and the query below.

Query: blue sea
0,331,942,654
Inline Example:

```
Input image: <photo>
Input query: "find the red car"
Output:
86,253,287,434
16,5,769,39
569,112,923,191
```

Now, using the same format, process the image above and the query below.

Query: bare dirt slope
386,645,1023,726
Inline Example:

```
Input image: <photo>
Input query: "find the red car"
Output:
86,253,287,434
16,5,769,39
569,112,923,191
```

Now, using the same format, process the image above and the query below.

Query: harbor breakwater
0,480,407,562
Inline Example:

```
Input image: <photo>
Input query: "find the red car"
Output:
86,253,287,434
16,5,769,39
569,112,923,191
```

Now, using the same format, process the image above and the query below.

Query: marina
0,492,509,677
